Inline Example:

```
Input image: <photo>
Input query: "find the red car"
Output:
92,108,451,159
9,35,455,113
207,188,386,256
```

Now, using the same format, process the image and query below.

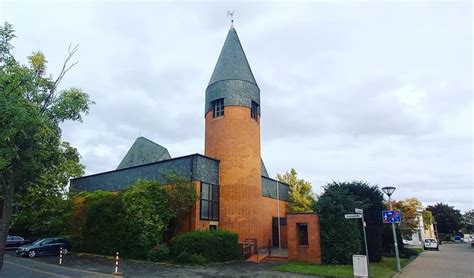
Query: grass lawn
272,257,412,278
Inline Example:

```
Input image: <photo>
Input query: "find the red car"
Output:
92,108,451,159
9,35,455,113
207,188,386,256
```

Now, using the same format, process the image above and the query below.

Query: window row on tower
211,98,260,120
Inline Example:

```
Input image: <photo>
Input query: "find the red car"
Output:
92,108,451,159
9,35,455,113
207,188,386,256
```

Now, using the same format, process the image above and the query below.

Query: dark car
6,236,31,249
16,237,71,258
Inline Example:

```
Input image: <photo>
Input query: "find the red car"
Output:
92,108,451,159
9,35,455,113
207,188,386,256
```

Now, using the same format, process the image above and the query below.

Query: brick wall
205,106,263,243
287,213,322,263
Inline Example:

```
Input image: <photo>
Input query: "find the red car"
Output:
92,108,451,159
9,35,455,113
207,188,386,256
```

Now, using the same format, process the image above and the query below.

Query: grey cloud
4,1,472,211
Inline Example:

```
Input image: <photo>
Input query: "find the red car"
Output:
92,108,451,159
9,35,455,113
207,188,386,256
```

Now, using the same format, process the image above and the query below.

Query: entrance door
272,217,287,247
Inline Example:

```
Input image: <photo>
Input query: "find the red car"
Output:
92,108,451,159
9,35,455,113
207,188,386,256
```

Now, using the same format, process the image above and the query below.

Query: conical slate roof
117,137,171,170
205,27,260,115
208,27,257,87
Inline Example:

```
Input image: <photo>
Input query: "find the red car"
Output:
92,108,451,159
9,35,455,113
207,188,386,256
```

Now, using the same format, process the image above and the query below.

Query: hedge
169,230,239,263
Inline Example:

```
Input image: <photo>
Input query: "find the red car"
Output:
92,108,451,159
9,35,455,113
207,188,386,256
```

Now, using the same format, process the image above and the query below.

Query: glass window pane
212,202,219,220
201,183,209,200
212,185,219,200
201,201,209,219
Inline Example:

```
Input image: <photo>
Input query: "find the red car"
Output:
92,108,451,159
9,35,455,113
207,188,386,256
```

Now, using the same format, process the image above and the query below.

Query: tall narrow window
297,223,309,246
251,101,259,120
201,182,219,220
212,98,224,118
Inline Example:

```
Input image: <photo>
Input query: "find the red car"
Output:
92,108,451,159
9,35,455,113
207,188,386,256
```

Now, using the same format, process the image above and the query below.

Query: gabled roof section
208,27,258,87
117,137,171,170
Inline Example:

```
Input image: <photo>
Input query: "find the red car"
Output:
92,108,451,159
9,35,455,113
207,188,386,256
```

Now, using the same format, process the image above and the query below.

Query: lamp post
381,186,401,272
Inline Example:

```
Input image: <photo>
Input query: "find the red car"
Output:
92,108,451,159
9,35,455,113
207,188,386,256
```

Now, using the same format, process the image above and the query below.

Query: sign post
382,209,402,272
345,209,370,277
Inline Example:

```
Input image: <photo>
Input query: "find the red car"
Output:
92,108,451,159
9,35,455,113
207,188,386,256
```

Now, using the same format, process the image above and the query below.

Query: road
0,251,312,277
1,252,114,277
395,243,474,278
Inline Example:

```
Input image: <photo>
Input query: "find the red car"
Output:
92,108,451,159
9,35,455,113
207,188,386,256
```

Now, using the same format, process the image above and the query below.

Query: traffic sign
345,214,362,219
382,210,401,223
355,208,363,214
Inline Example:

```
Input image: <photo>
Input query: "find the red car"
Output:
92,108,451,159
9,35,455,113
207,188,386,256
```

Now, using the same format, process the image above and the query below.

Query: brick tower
204,26,263,243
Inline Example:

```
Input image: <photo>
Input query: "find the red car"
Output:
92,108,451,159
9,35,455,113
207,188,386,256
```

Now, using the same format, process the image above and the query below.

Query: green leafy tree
461,209,473,233
423,210,434,230
391,198,424,237
277,168,314,212
341,181,384,262
0,22,92,269
314,182,362,264
426,203,463,235
162,173,199,238
121,180,173,259
10,142,84,237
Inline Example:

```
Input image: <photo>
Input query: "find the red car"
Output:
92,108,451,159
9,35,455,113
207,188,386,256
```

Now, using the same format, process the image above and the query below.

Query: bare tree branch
40,43,79,113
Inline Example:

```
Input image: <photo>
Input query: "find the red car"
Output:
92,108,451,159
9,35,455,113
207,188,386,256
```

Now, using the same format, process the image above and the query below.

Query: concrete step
246,253,269,263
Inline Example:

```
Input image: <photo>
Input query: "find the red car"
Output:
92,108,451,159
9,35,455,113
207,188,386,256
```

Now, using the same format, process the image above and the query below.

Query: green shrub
315,184,362,264
190,254,209,265
147,243,169,262
170,230,239,263
82,194,129,256
402,248,419,258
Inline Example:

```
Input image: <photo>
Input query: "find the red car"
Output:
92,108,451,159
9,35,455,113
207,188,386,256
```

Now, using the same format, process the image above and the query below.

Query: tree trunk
0,172,16,270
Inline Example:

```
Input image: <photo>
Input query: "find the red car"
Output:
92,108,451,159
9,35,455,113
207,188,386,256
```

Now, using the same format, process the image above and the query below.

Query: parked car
16,237,71,258
6,236,31,249
423,238,439,251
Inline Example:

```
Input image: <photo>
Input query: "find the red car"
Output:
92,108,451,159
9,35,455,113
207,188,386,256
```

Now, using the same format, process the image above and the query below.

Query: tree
277,168,314,212
391,198,424,237
10,142,84,237
342,181,384,262
314,182,362,264
162,173,199,239
0,22,92,269
423,210,434,230
121,180,173,259
461,210,474,233
426,203,463,235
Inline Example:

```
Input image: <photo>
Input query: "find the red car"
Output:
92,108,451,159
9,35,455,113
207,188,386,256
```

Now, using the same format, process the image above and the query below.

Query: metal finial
227,10,235,27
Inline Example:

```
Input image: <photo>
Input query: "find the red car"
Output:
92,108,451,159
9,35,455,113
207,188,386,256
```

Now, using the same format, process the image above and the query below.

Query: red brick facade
287,213,322,263
204,106,288,246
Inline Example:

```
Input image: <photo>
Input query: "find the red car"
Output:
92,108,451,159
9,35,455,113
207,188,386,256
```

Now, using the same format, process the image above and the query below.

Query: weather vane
227,10,235,27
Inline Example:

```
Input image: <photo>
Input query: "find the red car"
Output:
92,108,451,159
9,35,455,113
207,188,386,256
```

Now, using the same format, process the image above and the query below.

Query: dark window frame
212,98,225,118
200,182,219,221
297,223,309,246
251,101,259,120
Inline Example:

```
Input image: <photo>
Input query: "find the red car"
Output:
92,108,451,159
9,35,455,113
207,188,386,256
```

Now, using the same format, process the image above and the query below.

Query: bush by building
169,230,239,263
314,183,362,264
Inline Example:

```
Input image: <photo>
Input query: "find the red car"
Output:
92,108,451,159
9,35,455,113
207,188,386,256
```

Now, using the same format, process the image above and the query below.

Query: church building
71,25,294,249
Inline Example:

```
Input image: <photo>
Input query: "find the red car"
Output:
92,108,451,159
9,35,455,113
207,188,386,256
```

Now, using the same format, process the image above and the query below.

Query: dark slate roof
117,137,171,170
71,154,220,192
208,27,258,87
261,158,269,178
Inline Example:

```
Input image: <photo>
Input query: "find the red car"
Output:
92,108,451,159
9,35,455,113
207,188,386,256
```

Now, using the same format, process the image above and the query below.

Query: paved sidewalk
394,243,474,278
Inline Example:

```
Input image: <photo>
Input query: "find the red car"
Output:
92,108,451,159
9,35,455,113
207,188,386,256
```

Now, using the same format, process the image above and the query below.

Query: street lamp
381,186,401,272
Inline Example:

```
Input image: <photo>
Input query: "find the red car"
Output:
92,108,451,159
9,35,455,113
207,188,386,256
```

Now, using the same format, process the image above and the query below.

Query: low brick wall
287,213,322,263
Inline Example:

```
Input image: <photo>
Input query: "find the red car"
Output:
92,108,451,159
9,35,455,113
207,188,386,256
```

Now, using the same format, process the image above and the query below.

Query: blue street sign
382,210,401,224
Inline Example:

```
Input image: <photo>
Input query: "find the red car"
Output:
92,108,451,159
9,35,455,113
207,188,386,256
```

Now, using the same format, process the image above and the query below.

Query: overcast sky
2,0,472,212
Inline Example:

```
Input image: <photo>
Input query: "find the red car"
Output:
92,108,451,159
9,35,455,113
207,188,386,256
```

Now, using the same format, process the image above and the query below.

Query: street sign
355,208,363,214
345,214,362,219
382,210,401,223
